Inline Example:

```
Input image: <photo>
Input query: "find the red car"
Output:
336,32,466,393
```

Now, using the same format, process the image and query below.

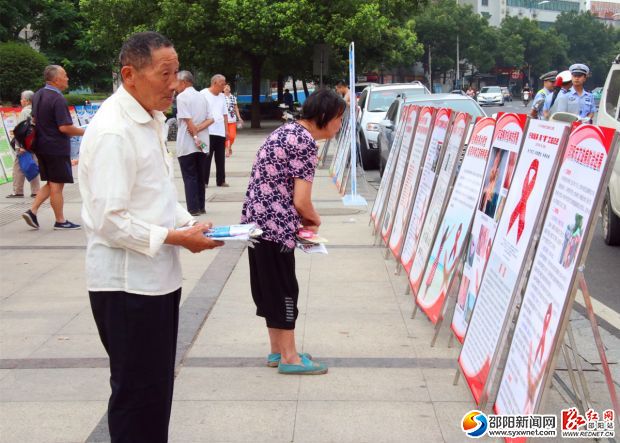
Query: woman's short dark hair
300,89,346,129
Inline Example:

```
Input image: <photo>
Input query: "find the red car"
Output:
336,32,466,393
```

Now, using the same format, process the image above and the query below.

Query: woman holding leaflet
241,89,346,375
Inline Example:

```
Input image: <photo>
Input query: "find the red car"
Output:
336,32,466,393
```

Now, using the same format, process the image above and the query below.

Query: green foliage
0,42,48,103
554,11,619,85
0,0,43,41
64,93,110,106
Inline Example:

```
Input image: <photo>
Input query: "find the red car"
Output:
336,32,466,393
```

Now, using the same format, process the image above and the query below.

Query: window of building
482,0,489,6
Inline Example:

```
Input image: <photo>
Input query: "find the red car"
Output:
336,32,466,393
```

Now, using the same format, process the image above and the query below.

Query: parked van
595,54,620,245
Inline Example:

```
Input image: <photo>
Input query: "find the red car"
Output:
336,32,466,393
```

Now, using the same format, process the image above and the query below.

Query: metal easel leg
566,323,593,411
405,285,411,296
384,247,391,260
395,263,402,276
453,369,461,386
561,342,585,414
411,303,418,319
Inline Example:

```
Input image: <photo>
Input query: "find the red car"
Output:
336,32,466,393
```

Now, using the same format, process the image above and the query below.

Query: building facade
460,0,590,27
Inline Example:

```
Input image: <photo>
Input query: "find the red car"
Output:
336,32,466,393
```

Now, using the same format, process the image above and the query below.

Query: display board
0,123,13,184
370,105,412,225
494,124,618,422
401,112,471,273
375,106,420,232
382,106,435,244
1,107,22,139
451,113,527,343
459,119,569,405
413,117,496,323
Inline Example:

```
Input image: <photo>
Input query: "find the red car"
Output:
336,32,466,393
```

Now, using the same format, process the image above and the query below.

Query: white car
357,82,430,169
476,86,505,106
595,54,620,245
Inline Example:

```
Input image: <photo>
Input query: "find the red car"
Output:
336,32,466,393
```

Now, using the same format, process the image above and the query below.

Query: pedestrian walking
283,88,294,110
241,89,346,375
7,90,40,198
335,80,351,106
224,83,243,157
22,65,85,230
78,32,223,443
175,70,213,216
530,71,557,120
200,74,229,187
555,63,597,123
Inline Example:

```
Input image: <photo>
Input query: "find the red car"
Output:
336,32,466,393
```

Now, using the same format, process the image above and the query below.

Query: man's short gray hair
119,31,173,73
210,74,225,85
44,65,63,82
21,90,35,102
177,71,194,84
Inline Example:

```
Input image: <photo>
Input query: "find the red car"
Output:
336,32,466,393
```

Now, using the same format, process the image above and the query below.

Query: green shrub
64,93,110,106
0,42,49,104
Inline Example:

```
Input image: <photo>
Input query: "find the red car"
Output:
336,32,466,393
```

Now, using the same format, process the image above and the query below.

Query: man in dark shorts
22,65,85,230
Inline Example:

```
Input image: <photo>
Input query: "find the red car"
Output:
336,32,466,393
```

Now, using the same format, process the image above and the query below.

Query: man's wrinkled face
213,77,226,93
123,46,179,112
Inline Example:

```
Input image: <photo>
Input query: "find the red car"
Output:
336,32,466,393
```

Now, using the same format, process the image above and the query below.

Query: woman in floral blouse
241,89,346,375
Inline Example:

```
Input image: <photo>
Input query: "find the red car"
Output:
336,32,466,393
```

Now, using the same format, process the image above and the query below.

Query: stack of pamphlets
204,223,262,241
296,229,328,254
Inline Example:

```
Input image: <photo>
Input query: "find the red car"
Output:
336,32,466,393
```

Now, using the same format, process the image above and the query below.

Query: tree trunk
250,56,263,129
302,79,309,101
292,76,299,103
277,74,284,103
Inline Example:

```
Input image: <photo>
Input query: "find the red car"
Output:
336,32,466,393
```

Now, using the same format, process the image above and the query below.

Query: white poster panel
413,117,496,324
375,106,420,232
371,105,413,223
382,107,436,244
459,119,569,405
451,113,527,343
402,112,470,274
390,108,452,257
494,124,618,419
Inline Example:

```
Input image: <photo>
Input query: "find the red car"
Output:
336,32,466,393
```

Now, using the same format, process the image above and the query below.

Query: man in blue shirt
22,65,85,230
530,71,557,119
543,70,572,120
556,63,597,122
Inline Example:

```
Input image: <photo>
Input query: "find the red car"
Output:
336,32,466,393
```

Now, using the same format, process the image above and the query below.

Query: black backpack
11,117,36,151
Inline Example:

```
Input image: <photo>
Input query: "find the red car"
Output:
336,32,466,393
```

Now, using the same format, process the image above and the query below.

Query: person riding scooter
522,83,532,106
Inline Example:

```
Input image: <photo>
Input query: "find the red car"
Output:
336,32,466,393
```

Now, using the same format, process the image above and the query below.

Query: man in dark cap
530,70,557,119
556,63,596,122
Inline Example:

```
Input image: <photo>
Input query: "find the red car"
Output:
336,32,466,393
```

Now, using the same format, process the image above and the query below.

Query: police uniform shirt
555,86,597,118
531,88,551,118
542,88,567,116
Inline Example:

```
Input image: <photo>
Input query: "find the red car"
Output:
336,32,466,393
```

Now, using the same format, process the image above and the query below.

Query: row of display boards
0,104,99,184
365,103,619,436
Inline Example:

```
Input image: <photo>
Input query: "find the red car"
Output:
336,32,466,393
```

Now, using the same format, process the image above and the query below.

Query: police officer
555,63,596,123
543,70,572,120
530,70,557,119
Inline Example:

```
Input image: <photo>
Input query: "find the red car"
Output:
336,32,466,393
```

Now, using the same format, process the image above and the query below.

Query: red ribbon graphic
534,303,552,365
507,159,539,242
425,226,451,287
449,224,462,262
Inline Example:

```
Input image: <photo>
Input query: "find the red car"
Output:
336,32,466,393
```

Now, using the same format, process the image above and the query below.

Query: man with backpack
7,90,40,198
22,65,85,230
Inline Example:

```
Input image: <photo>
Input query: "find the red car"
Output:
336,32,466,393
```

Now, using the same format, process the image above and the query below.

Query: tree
0,0,43,42
0,42,49,103
554,11,618,86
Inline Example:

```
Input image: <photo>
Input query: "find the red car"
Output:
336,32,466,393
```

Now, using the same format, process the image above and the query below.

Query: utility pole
456,0,460,90
428,44,432,92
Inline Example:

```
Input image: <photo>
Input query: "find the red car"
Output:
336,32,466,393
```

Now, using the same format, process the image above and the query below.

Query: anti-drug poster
383,107,435,244
494,124,618,423
1,107,22,139
395,108,453,262
0,123,14,184
376,106,420,232
414,117,495,324
402,112,471,274
459,119,569,405
451,113,527,343
371,105,412,224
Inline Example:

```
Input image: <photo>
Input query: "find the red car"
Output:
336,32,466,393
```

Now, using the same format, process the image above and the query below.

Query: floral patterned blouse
241,121,318,248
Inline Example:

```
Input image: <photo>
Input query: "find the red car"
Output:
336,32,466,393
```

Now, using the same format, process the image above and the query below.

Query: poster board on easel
411,117,496,323
400,112,471,275
450,113,528,343
370,104,412,226
493,124,619,422
458,118,570,407
374,106,421,233
381,106,436,245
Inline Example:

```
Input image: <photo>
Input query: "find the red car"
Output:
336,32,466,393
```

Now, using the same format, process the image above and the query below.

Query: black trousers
89,289,182,443
178,152,206,213
204,134,226,186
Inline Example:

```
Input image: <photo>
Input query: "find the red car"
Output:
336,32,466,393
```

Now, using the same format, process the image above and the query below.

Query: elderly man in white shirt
175,70,213,215
78,32,223,443
200,74,229,187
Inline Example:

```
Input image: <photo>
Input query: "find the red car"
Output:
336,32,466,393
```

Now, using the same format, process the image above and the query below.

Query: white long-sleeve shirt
78,86,193,295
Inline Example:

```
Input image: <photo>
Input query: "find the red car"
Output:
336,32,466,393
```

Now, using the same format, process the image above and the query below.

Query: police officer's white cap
569,64,589,76
556,70,572,84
